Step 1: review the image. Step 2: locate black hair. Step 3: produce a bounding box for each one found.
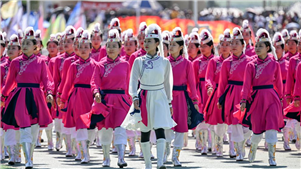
[264,42,272,52]
[79,42,92,49]
[90,34,103,40]
[163,42,169,50]
[287,40,298,45]
[17,46,21,50]
[207,41,215,55]
[31,39,37,45]
[155,38,160,52]
[280,44,284,50]
[239,39,245,46]
[194,43,201,54]
[39,41,44,48]
[1,44,5,48]
[106,41,121,48]
[176,40,184,56]
[46,41,59,47]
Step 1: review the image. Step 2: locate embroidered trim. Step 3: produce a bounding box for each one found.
[171,58,183,68]
[103,60,121,77]
[215,61,222,75]
[255,59,272,79]
[142,56,160,70]
[59,58,65,71]
[198,60,209,74]
[76,62,91,78]
[295,58,300,70]
[278,59,285,65]
[3,65,9,82]
[230,57,246,74]
[19,57,37,75]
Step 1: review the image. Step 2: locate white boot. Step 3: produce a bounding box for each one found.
[141,142,152,169]
[7,145,16,165]
[36,130,42,147]
[268,143,277,166]
[45,129,53,150]
[15,143,22,163]
[156,139,166,169]
[234,140,244,161]
[22,142,33,169]
[172,147,182,167]
[183,132,188,147]
[116,144,127,168]
[102,144,111,167]
[163,142,170,164]
[216,135,223,157]
[248,143,258,162]
[80,140,90,164]
[55,132,63,151]
[128,137,136,156]
[64,134,73,157]
[208,129,212,152]
[75,142,82,161]
[282,127,292,151]
[228,134,236,158]
[200,130,208,155]
[96,130,102,148]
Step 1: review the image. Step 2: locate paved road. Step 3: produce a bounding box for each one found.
[1,132,300,169]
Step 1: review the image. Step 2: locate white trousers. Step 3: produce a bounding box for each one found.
[4,129,20,146]
[20,124,39,143]
[251,130,278,144]
[231,124,252,142]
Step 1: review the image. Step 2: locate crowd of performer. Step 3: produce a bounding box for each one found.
[0,17,300,169]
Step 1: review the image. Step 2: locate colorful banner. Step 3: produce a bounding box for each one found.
[118,16,241,43]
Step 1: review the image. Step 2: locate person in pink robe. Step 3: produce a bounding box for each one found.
[162,31,170,58]
[33,30,48,61]
[187,32,201,62]
[166,27,201,166]
[272,32,293,151]
[0,27,54,169]
[1,34,22,164]
[287,62,301,150]
[283,30,299,61]
[122,29,137,62]
[60,31,98,164]
[241,20,256,58]
[91,29,131,168]
[192,29,215,155]
[52,26,76,157]
[204,29,232,157]
[128,22,147,69]
[90,23,104,62]
[0,32,7,161]
[239,29,284,166]
[217,27,253,161]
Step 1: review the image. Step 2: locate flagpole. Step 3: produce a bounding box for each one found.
[193,0,198,28]
[27,0,30,28]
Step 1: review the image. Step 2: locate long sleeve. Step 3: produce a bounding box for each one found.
[129,58,141,98]
[41,60,54,94]
[187,61,198,102]
[61,65,76,102]
[53,59,61,95]
[274,62,283,99]
[205,59,216,89]
[285,58,295,96]
[241,63,254,100]
[126,62,130,96]
[91,64,103,95]
[217,61,229,98]
[164,60,173,103]
[293,63,301,98]
[128,53,136,70]
[98,47,107,61]
[2,61,18,96]
[193,61,199,87]
[58,59,72,95]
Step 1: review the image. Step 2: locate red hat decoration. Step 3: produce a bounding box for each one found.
[281,29,289,41]
[232,27,244,40]
[162,31,170,45]
[200,29,213,45]
[65,26,75,39]
[107,29,121,43]
[288,30,299,41]
[272,32,285,46]
[8,34,20,46]
[24,27,35,40]
[35,29,41,41]
[138,22,147,35]
[171,27,184,42]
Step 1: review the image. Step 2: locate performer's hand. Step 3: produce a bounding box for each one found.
[240,102,246,112]
[59,102,65,109]
[1,101,5,107]
[95,93,101,103]
[217,103,222,110]
[194,104,199,112]
[57,97,61,106]
[46,94,54,106]
[207,87,213,96]
[294,100,300,107]
[134,99,140,110]
[170,107,173,116]
[286,98,292,105]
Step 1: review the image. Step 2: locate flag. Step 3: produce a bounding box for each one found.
[34,3,44,37]
[6,1,22,37]
[67,2,81,26]
[42,14,65,45]
[1,0,18,19]
[74,14,86,30]
[87,14,103,33]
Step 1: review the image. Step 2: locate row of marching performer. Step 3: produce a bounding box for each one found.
[1,18,301,169]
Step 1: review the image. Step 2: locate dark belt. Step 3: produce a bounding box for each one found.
[228,80,243,86]
[199,78,205,81]
[253,85,273,90]
[173,85,187,91]
[74,84,91,88]
[17,83,40,88]
[283,80,286,84]
[101,90,125,94]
